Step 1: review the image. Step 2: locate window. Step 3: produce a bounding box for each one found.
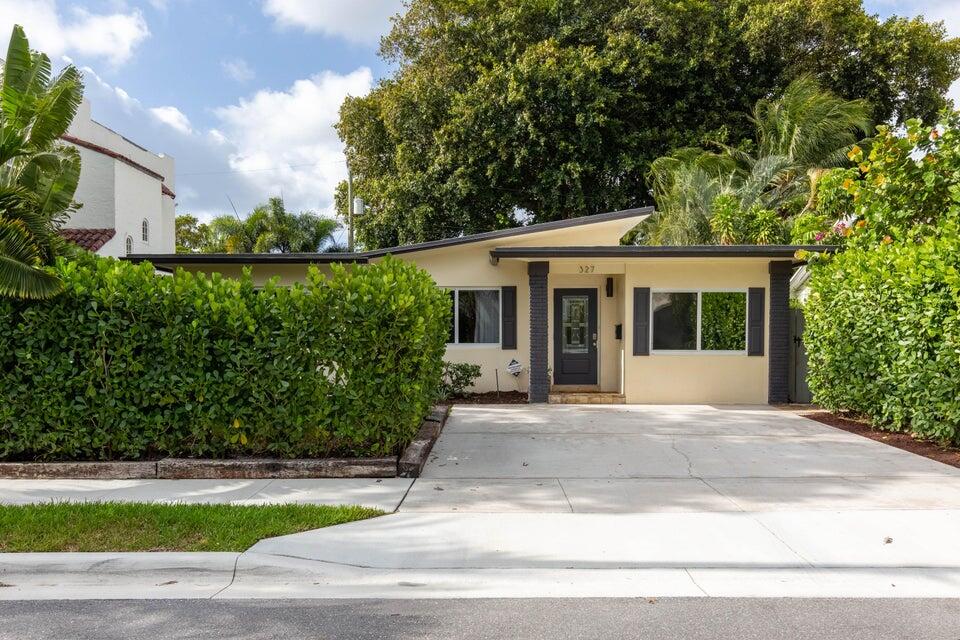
[125,235,133,255]
[652,291,746,352]
[447,289,500,344]
[141,219,149,243]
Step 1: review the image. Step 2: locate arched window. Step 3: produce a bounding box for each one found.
[141,219,149,243]
[125,235,133,255]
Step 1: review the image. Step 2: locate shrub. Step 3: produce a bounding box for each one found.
[802,112,960,444]
[0,254,451,460]
[438,361,482,399]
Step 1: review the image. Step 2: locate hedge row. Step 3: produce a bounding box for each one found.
[0,254,451,461]
[804,229,960,444]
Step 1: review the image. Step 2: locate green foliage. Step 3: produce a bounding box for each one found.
[176,198,340,254]
[0,25,84,299]
[439,361,482,399]
[0,254,451,460]
[175,214,212,253]
[701,292,747,351]
[802,112,960,444]
[337,0,959,248]
[641,76,869,245]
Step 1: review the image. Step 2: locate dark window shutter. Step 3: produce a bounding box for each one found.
[748,287,765,356]
[633,287,650,356]
[501,286,517,350]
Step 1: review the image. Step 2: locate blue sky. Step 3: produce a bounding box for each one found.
[0,0,956,224]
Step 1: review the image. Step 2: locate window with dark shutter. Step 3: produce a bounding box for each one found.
[501,285,517,350]
[748,287,765,356]
[633,287,650,356]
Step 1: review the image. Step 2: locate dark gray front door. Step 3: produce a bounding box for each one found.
[553,288,598,385]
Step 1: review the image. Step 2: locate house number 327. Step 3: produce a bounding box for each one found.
[578,265,596,273]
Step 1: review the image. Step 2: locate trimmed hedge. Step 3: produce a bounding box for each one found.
[804,229,960,444]
[0,254,450,461]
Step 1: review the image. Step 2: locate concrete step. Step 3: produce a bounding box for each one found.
[548,392,625,404]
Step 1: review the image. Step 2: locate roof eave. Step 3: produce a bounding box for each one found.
[488,245,837,262]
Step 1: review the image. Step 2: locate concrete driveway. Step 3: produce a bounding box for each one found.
[399,404,960,513]
[245,405,960,597]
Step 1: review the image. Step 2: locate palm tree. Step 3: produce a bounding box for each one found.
[639,76,872,245]
[200,198,339,253]
[0,25,83,299]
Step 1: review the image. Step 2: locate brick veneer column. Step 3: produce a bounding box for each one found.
[768,260,792,404]
[528,261,550,403]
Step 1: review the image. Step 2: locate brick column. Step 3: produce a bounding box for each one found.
[768,260,792,404]
[528,261,549,403]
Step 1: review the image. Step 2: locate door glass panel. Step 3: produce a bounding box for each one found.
[562,296,589,354]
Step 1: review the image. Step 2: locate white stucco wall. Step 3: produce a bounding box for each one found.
[65,100,175,255]
[63,147,115,229]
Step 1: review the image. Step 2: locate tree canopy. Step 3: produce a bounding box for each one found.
[337,0,960,249]
[175,198,339,254]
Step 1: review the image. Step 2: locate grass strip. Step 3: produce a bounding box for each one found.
[0,502,382,552]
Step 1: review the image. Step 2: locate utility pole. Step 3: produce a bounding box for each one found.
[347,167,354,253]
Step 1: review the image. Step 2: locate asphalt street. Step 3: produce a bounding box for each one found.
[0,598,957,640]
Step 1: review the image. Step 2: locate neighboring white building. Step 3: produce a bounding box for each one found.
[60,100,176,257]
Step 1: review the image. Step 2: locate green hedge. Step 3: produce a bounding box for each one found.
[802,113,960,445]
[804,229,960,444]
[0,254,450,461]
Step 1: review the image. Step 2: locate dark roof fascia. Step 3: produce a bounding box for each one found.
[362,207,655,257]
[125,253,367,265]
[489,245,838,261]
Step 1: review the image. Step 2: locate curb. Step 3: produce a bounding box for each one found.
[398,405,450,478]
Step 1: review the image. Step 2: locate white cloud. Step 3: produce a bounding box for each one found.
[76,62,142,112]
[212,68,373,212]
[149,106,193,134]
[262,0,402,44]
[0,0,149,66]
[221,57,255,83]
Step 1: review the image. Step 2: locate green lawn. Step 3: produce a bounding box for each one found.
[0,502,382,552]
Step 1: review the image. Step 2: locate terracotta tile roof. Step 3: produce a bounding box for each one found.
[60,227,116,252]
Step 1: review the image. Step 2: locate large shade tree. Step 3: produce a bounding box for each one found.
[0,25,83,299]
[337,0,960,249]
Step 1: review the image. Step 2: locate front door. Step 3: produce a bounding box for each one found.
[553,288,598,385]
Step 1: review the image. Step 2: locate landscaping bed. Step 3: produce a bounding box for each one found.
[0,503,381,552]
[802,411,960,470]
[448,391,528,404]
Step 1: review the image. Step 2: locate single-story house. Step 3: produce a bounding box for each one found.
[128,207,829,405]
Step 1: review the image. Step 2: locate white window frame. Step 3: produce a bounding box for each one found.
[650,289,748,355]
[141,219,150,243]
[125,235,133,255]
[446,287,502,347]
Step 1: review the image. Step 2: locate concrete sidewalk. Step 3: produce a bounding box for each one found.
[0,478,412,512]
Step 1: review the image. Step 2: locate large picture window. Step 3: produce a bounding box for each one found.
[652,291,746,352]
[447,289,500,344]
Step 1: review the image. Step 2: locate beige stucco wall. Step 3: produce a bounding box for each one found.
[622,259,769,404]
[388,244,530,394]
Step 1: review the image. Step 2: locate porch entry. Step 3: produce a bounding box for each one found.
[553,288,598,385]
